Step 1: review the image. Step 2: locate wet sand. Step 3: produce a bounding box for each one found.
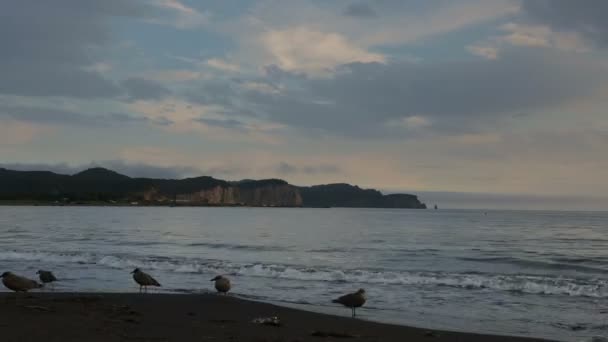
[0,292,551,342]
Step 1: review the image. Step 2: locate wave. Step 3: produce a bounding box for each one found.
[0,250,93,264]
[2,250,608,298]
[186,242,288,252]
[456,255,608,273]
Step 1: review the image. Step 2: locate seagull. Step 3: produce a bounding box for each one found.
[210,275,231,295]
[131,268,161,293]
[332,289,366,317]
[36,270,58,290]
[1,272,43,292]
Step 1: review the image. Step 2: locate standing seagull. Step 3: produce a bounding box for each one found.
[37,270,58,291]
[131,268,161,293]
[1,272,42,292]
[210,275,231,295]
[332,288,366,317]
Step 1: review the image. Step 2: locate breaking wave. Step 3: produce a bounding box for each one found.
[2,250,607,298]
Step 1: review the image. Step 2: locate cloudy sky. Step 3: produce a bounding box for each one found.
[2,0,608,207]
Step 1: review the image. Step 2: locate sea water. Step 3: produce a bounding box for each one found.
[0,206,606,341]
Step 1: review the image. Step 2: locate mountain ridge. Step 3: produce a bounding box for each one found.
[0,167,426,209]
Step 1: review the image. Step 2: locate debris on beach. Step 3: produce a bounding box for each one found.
[22,305,53,312]
[251,316,282,327]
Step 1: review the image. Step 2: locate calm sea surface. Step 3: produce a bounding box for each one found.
[1,207,607,341]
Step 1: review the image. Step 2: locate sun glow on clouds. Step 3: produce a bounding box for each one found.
[466,45,499,60]
[468,22,589,59]
[150,0,209,29]
[206,58,241,72]
[260,27,385,74]
[129,98,284,144]
[386,116,432,130]
[0,120,51,145]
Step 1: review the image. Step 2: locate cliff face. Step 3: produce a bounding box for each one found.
[176,185,239,205]
[238,184,303,207]
[172,184,301,206]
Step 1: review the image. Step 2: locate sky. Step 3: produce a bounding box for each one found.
[1,0,608,209]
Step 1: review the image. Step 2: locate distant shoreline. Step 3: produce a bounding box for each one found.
[0,201,426,209]
[0,167,427,209]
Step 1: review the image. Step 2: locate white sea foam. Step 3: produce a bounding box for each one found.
[2,250,607,298]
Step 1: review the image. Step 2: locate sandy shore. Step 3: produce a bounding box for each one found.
[0,292,551,342]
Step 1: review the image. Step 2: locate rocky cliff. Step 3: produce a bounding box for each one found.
[171,183,302,207]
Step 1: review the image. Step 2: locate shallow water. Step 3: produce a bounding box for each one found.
[0,206,607,341]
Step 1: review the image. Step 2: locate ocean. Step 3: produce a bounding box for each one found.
[0,206,606,341]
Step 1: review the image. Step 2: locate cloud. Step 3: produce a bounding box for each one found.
[521,0,608,47]
[217,0,516,76]
[0,120,51,145]
[239,81,282,94]
[206,58,241,72]
[260,27,385,74]
[386,116,433,130]
[0,1,147,98]
[142,69,204,82]
[276,162,341,175]
[466,45,499,59]
[499,23,588,52]
[150,0,209,29]
[355,0,519,47]
[194,117,248,131]
[343,3,377,18]
[0,104,172,127]
[0,0,207,99]
[500,23,550,47]
[187,49,607,137]
[467,22,589,60]
[121,77,172,101]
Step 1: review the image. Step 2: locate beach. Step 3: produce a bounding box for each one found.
[0,292,551,342]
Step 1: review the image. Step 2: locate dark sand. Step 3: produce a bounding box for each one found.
[0,293,552,342]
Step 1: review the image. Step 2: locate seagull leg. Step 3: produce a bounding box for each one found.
[139,285,142,294]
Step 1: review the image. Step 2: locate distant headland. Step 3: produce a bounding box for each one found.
[0,167,426,209]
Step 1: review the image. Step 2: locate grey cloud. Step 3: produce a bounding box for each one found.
[343,3,377,18]
[194,117,247,131]
[121,78,172,101]
[0,64,121,98]
[276,162,341,175]
[0,1,164,98]
[0,104,172,127]
[106,112,173,126]
[94,160,202,179]
[188,49,606,137]
[522,0,608,46]
[185,81,239,107]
